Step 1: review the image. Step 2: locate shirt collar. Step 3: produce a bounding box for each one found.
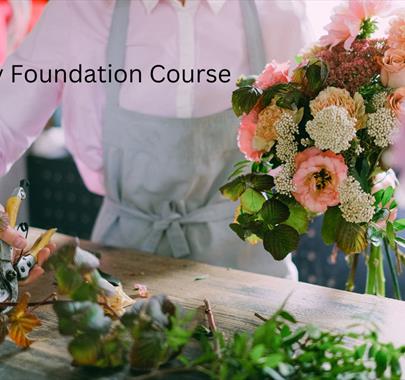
[142,0,226,15]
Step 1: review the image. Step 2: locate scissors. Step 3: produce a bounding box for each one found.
[0,181,56,314]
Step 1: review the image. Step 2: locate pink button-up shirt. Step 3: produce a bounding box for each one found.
[0,0,310,195]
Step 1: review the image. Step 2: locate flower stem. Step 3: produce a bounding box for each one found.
[366,245,376,295]
[375,244,385,297]
[346,254,359,292]
[383,238,402,300]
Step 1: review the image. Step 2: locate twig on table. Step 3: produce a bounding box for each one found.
[133,366,207,380]
[203,298,217,333]
[254,312,268,322]
[30,292,58,311]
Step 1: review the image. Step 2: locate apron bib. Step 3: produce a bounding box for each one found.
[92,0,298,279]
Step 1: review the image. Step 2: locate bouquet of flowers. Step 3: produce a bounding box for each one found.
[221,0,405,298]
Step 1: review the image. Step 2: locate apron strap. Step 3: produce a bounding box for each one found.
[105,0,131,107]
[239,0,267,74]
[105,0,266,107]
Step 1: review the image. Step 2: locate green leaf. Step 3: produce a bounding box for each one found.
[55,266,83,295]
[263,224,299,260]
[386,223,396,250]
[68,334,100,366]
[393,219,405,232]
[264,353,284,368]
[321,207,342,245]
[283,202,309,234]
[305,60,328,94]
[381,186,394,207]
[240,188,266,213]
[336,220,368,254]
[260,199,290,226]
[71,282,98,302]
[232,86,262,117]
[375,349,388,377]
[220,177,246,202]
[373,189,385,206]
[236,75,257,88]
[279,310,296,324]
[230,223,246,241]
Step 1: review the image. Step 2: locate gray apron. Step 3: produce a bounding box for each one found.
[92,0,298,279]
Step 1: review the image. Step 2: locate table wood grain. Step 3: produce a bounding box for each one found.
[1,228,405,379]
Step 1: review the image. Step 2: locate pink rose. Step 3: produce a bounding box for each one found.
[371,169,398,226]
[388,14,405,49]
[292,147,348,213]
[320,0,392,51]
[255,60,290,90]
[380,48,405,88]
[237,108,262,162]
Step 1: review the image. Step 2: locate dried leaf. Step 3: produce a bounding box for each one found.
[134,284,149,298]
[194,275,209,281]
[100,284,135,317]
[8,292,41,347]
[0,315,8,344]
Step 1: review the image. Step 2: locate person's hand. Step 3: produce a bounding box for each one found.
[0,204,56,286]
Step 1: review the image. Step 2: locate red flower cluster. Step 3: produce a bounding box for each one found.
[316,39,387,95]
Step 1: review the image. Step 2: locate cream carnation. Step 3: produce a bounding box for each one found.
[310,87,366,130]
[339,176,375,224]
[366,108,398,148]
[306,106,356,153]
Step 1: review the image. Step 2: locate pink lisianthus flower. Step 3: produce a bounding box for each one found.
[254,60,290,90]
[237,108,262,162]
[292,147,348,213]
[371,169,398,227]
[320,0,392,51]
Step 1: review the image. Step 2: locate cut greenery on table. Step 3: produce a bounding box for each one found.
[0,245,404,379]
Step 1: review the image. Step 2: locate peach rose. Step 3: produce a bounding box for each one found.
[380,48,405,88]
[292,147,348,213]
[255,60,290,90]
[388,87,405,116]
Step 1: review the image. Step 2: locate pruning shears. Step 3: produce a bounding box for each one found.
[0,181,56,314]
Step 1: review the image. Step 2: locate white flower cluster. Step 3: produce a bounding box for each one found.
[274,162,296,196]
[274,113,298,163]
[367,108,398,148]
[354,143,364,156]
[306,106,356,153]
[371,92,388,110]
[300,138,313,147]
[338,176,375,224]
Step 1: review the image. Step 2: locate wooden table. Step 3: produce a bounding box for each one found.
[1,229,405,379]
